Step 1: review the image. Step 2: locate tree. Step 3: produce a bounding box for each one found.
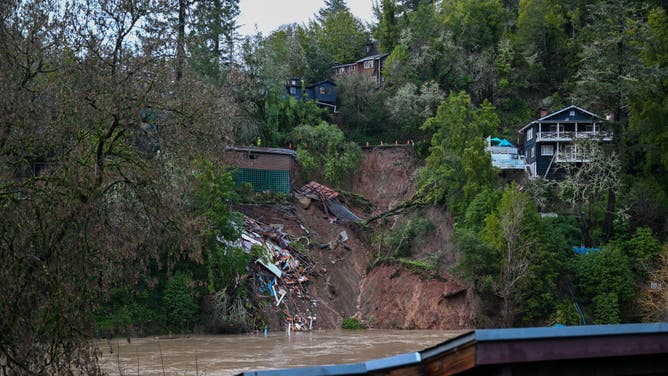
[515,0,568,87]
[419,91,499,217]
[336,72,387,138]
[317,0,350,22]
[291,122,363,188]
[163,272,199,331]
[312,6,370,64]
[441,0,505,51]
[571,0,646,121]
[385,80,445,137]
[638,245,668,322]
[627,7,668,183]
[373,0,401,53]
[189,0,240,81]
[558,139,621,246]
[574,246,635,323]
[0,0,244,372]
[454,227,500,326]
[482,183,540,327]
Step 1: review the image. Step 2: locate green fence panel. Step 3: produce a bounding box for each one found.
[234,168,291,194]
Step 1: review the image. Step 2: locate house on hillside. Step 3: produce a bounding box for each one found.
[286,78,337,111]
[519,105,612,179]
[330,42,389,86]
[223,146,297,194]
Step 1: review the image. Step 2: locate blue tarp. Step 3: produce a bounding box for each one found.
[572,247,601,254]
[498,139,513,147]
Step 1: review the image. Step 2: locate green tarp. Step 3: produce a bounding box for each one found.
[234,168,291,194]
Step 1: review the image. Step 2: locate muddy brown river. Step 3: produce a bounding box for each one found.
[98,330,464,375]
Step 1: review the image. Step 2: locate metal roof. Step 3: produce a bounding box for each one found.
[225,146,297,157]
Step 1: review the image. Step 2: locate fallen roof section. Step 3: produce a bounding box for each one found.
[237,323,668,376]
[295,181,339,200]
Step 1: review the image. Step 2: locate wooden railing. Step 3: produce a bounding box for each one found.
[536,131,612,141]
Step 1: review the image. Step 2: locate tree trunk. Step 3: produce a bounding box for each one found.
[602,187,616,242]
[175,0,186,82]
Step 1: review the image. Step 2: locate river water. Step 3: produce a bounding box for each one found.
[98,329,465,376]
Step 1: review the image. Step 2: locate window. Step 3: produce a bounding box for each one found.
[549,124,564,132]
[363,60,374,69]
[527,128,533,140]
[531,147,535,159]
[289,87,297,95]
[541,145,554,156]
[319,87,328,95]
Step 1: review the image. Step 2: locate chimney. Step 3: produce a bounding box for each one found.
[539,107,549,118]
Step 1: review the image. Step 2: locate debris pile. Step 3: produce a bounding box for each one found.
[295,181,363,223]
[230,216,320,332]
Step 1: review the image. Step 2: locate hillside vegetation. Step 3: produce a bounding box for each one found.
[1,0,667,373]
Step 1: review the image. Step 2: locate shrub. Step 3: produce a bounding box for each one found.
[341,317,365,330]
[163,272,199,331]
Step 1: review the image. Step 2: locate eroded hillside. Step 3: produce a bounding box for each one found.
[236,146,472,331]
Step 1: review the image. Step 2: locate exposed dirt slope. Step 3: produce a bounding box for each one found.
[359,266,469,329]
[351,146,419,212]
[237,146,472,331]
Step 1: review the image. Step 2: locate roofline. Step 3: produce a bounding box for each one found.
[355,53,390,63]
[518,105,604,133]
[332,53,390,68]
[306,79,336,88]
[225,146,297,157]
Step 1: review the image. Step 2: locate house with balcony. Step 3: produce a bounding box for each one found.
[519,105,612,179]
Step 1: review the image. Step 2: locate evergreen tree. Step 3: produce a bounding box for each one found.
[373,0,401,53]
[571,0,646,121]
[312,6,370,64]
[515,0,568,88]
[317,0,350,22]
[190,0,240,80]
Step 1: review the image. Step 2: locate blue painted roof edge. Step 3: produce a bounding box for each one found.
[365,351,421,371]
[474,322,668,342]
[238,362,367,376]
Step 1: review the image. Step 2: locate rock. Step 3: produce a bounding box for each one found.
[298,196,311,209]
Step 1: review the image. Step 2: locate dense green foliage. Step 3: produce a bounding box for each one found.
[2,0,668,371]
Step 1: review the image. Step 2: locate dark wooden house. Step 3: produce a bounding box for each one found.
[286,78,337,110]
[331,53,389,86]
[519,105,612,179]
[223,146,297,194]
